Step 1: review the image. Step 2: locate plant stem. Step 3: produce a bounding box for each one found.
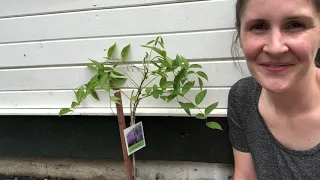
[142,75,159,88]
[182,96,204,114]
[116,68,139,88]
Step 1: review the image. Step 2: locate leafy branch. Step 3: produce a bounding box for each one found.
[59,36,222,131]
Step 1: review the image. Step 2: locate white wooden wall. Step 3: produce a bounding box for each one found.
[0,0,250,117]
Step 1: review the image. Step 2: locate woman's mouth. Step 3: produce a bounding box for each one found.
[260,63,294,73]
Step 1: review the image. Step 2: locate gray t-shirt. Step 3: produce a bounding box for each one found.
[228,76,320,180]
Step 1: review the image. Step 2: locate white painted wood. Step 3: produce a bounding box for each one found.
[0,31,239,68]
[0,108,228,117]
[0,88,228,109]
[0,61,249,91]
[0,1,235,43]
[0,0,190,18]
[0,0,242,117]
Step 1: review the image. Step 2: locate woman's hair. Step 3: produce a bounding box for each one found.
[231,0,320,67]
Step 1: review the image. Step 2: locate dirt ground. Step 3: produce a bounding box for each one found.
[0,174,75,180]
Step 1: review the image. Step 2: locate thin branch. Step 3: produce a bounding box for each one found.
[116,68,139,88]
[108,93,116,116]
[142,75,159,88]
[182,96,204,114]
[120,90,131,100]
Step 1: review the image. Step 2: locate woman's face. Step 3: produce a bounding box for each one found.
[239,0,320,93]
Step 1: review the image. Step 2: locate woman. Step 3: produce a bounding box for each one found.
[228,0,320,179]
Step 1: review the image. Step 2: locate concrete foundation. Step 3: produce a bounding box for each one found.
[0,157,234,180]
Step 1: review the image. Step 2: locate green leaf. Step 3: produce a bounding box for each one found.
[160,95,167,101]
[205,102,219,115]
[160,37,164,46]
[145,87,152,95]
[121,44,131,60]
[195,90,207,105]
[59,108,72,116]
[86,65,96,71]
[110,77,126,84]
[175,55,183,66]
[198,77,203,91]
[151,60,161,69]
[86,75,100,93]
[179,102,196,109]
[206,122,223,130]
[188,70,195,74]
[153,84,158,91]
[130,96,137,101]
[183,108,191,116]
[146,40,155,45]
[159,58,170,68]
[76,86,85,102]
[152,90,161,99]
[103,86,111,92]
[98,69,106,77]
[197,71,209,81]
[107,43,116,59]
[174,68,187,83]
[165,56,172,67]
[100,74,109,87]
[91,89,100,101]
[89,59,104,70]
[112,71,124,77]
[111,87,120,91]
[163,81,173,89]
[71,102,78,108]
[196,113,207,120]
[110,96,121,104]
[158,41,164,49]
[173,81,180,92]
[160,77,167,88]
[179,56,189,67]
[141,45,166,57]
[167,94,177,102]
[104,66,114,71]
[190,64,202,68]
[182,81,195,95]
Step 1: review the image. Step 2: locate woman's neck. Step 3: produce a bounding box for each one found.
[262,69,320,117]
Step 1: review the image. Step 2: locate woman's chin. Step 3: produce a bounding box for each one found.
[260,79,291,93]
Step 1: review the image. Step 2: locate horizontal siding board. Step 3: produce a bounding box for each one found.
[0,31,238,68]
[0,61,249,91]
[0,88,228,109]
[0,0,191,18]
[0,108,228,117]
[0,1,235,43]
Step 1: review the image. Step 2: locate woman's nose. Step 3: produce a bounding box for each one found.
[263,29,289,55]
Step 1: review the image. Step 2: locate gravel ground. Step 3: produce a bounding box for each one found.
[0,174,75,180]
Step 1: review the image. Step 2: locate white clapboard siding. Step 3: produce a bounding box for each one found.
[0,61,249,91]
[0,0,191,18]
[0,0,243,117]
[0,88,227,109]
[0,108,228,117]
[0,31,238,68]
[0,1,235,44]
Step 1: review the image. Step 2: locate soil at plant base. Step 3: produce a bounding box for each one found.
[0,174,75,180]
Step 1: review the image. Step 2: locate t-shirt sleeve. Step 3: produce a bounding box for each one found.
[227,81,250,152]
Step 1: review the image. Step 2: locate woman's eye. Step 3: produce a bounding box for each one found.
[287,22,305,31]
[250,23,268,33]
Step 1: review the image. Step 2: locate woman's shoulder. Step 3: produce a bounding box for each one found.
[230,76,260,96]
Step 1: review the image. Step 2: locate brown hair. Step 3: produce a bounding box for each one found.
[231,0,320,66]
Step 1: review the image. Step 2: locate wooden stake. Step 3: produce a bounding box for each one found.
[115,91,133,180]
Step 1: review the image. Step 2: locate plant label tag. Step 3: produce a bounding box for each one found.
[124,122,146,156]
